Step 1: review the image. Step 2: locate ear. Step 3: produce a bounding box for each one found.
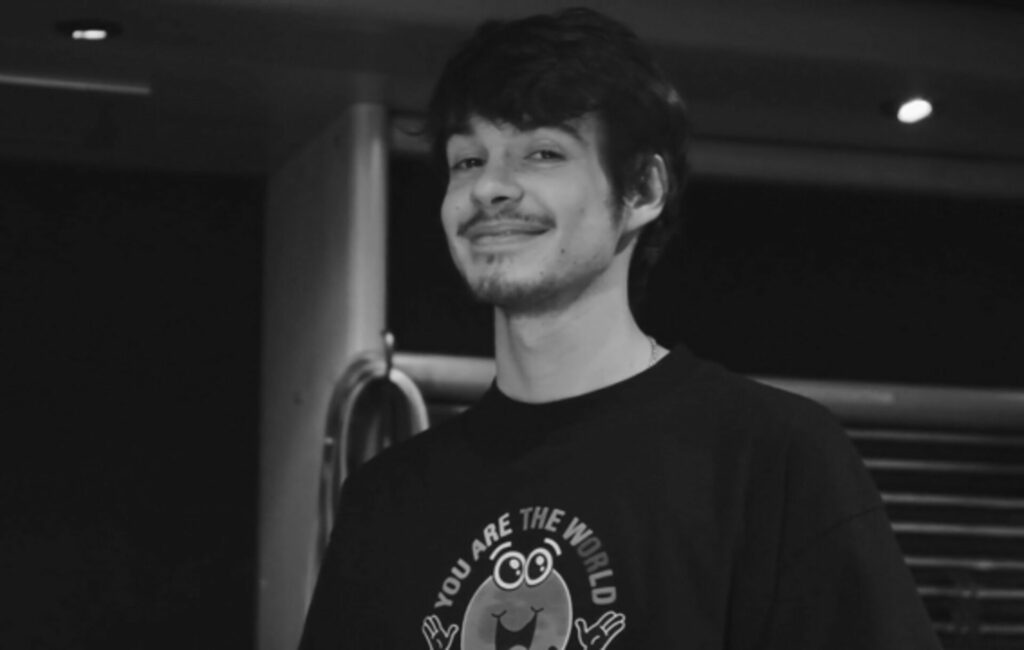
[623,154,668,233]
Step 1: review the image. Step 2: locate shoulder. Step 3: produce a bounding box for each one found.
[671,355,848,452]
[679,361,889,572]
[709,366,885,546]
[712,367,874,494]
[676,356,881,515]
[339,409,470,513]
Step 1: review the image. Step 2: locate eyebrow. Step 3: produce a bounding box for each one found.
[547,122,582,141]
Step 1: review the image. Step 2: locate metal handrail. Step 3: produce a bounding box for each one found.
[906,556,1024,572]
[757,377,1024,431]
[394,352,494,403]
[866,459,1024,475]
[883,492,1024,511]
[893,522,1024,539]
[392,352,1024,431]
[932,622,1024,636]
[919,586,1024,600]
[850,429,1024,447]
[317,351,430,565]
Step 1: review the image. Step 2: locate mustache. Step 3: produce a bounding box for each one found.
[456,210,555,237]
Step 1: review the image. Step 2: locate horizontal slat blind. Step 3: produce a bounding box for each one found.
[841,423,1024,648]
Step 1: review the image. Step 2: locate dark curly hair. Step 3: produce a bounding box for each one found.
[425,7,690,309]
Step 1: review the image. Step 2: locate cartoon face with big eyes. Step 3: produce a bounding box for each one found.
[459,539,573,650]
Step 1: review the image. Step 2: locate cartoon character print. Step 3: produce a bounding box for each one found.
[422,538,625,650]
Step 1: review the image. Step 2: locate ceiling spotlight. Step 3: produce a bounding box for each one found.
[896,97,933,124]
[56,20,123,42]
[73,29,109,41]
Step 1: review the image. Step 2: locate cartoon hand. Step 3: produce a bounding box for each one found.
[574,611,626,650]
[422,614,458,650]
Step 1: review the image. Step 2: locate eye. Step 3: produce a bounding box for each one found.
[493,551,527,591]
[527,149,563,162]
[450,157,483,172]
[524,548,554,587]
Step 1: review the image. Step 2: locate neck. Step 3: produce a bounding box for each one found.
[493,287,662,403]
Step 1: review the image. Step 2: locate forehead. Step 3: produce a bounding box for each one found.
[446,113,604,147]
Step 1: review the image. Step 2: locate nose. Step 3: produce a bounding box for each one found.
[470,157,523,210]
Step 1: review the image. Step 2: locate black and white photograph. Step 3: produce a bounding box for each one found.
[2,2,1022,649]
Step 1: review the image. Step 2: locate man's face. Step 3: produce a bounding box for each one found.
[441,114,630,315]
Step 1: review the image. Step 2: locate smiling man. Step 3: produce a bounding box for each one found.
[298,8,940,650]
[441,112,669,403]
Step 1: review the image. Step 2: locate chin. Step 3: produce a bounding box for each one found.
[465,272,572,316]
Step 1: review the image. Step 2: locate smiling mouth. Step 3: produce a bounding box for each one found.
[461,219,551,244]
[468,232,548,249]
[494,608,542,650]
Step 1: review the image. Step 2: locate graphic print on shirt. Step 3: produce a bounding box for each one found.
[422,505,625,650]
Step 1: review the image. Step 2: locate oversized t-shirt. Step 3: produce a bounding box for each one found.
[299,346,941,649]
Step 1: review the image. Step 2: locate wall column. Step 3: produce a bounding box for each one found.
[257,103,388,650]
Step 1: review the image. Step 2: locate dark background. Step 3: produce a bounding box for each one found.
[2,162,263,649]
[1,153,1021,649]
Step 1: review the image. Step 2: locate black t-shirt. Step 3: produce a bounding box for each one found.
[300,346,940,649]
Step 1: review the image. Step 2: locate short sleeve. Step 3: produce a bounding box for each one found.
[761,404,941,649]
[297,470,386,650]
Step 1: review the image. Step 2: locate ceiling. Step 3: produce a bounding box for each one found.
[1,0,1022,192]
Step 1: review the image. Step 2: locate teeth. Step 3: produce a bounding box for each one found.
[480,230,533,238]
[467,226,546,243]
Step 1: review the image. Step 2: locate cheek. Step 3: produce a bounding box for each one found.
[440,195,463,238]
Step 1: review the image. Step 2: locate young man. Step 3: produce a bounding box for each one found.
[300,8,940,649]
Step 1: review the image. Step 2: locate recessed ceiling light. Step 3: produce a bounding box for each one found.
[896,97,933,124]
[73,29,109,41]
[55,20,123,42]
